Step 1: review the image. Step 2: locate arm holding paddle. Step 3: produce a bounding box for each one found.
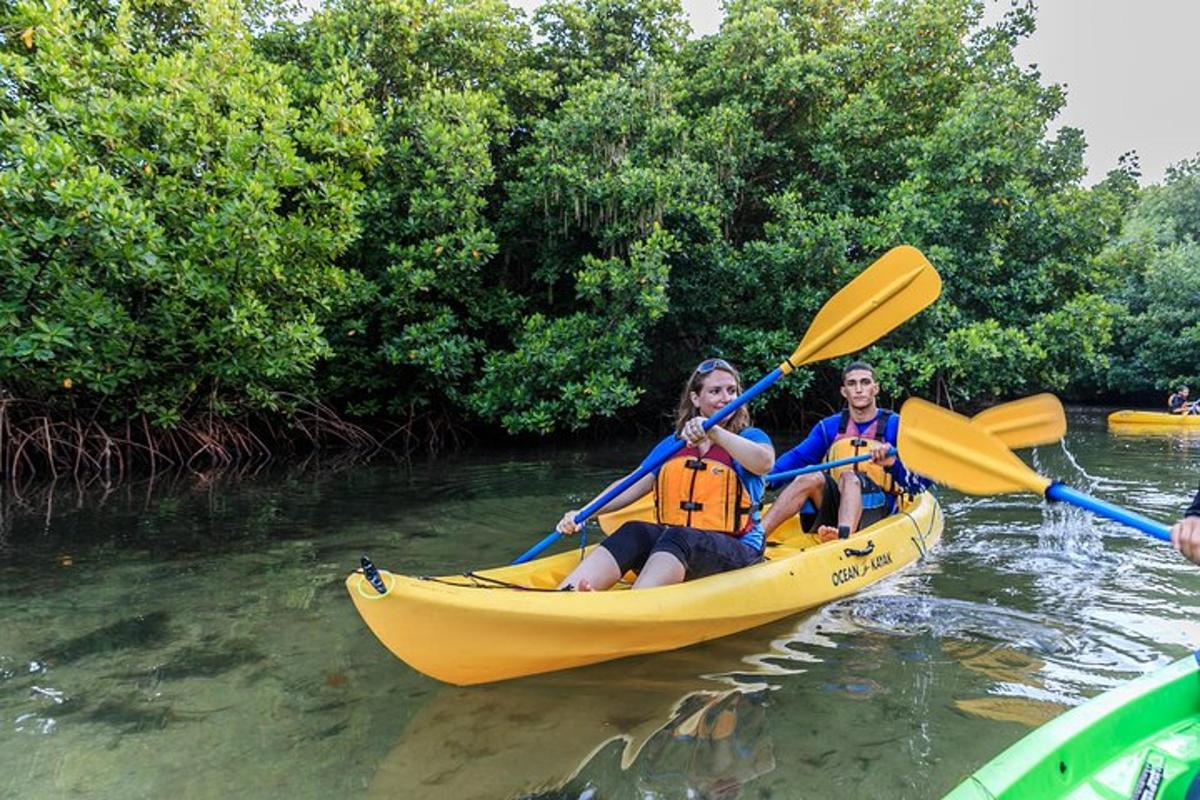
[559,411,774,532]
[1168,486,1200,565]
[701,419,775,475]
[767,426,829,489]
[557,472,655,535]
[1169,518,1200,565]
[555,417,773,536]
[880,415,931,495]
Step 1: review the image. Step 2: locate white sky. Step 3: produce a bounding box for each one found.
[508,0,1200,186]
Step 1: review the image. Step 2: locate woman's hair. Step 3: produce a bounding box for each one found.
[673,360,750,436]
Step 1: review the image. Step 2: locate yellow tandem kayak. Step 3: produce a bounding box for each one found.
[1107,410,1200,429]
[346,492,943,685]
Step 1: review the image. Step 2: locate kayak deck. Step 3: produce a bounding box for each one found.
[347,492,942,685]
[945,654,1200,799]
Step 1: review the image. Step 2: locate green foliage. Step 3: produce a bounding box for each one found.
[0,0,377,423]
[3,0,1184,446]
[533,0,689,88]
[468,227,674,431]
[1103,158,1200,395]
[262,0,551,420]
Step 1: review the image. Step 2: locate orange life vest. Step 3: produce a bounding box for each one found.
[824,410,899,494]
[655,443,756,536]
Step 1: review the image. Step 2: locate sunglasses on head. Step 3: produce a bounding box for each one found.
[695,358,734,375]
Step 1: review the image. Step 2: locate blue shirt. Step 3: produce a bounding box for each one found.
[640,426,772,552]
[770,411,930,504]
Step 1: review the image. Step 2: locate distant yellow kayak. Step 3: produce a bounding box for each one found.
[346,492,942,685]
[1107,410,1200,428]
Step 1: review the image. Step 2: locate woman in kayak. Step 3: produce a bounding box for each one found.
[555,358,775,591]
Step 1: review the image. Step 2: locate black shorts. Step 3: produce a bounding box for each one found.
[600,521,761,580]
[800,471,890,533]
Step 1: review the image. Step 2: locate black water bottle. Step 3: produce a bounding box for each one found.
[361,555,388,595]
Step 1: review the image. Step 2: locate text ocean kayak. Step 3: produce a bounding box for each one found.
[346,492,942,685]
[944,653,1200,799]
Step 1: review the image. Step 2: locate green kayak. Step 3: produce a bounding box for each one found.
[945,653,1200,800]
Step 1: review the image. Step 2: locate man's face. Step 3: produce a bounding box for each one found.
[840,369,879,410]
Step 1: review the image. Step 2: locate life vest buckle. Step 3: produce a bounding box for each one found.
[679,501,704,511]
[684,459,706,470]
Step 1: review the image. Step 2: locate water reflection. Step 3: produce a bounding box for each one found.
[1108,422,1200,439]
[636,689,774,800]
[0,414,1197,799]
[368,619,803,800]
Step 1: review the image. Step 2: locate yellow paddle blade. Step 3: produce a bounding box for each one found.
[971,393,1066,450]
[783,245,941,373]
[897,398,1052,496]
[597,493,656,534]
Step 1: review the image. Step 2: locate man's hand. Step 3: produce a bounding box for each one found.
[868,442,896,468]
[1169,516,1200,565]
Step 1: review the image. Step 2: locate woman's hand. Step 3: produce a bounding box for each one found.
[682,416,710,446]
[557,510,583,535]
[1169,516,1200,565]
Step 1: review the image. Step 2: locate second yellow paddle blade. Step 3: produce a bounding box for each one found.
[971,393,1066,450]
[898,398,1052,496]
[786,245,941,370]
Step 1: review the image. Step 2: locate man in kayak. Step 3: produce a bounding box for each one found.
[1167,385,1197,414]
[554,358,775,590]
[761,361,928,542]
[1169,487,1200,565]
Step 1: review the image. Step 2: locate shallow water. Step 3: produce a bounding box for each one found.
[1,409,1197,799]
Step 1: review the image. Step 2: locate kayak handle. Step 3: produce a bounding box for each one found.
[843,541,875,558]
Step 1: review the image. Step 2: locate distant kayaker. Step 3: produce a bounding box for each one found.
[1167,385,1197,414]
[555,358,775,591]
[761,361,928,542]
[1169,487,1200,565]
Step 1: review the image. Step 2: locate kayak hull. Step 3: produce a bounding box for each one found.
[347,492,942,685]
[1108,410,1200,428]
[944,654,1200,799]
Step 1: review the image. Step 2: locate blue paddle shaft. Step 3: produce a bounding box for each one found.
[511,367,786,564]
[766,447,896,483]
[1045,483,1171,542]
